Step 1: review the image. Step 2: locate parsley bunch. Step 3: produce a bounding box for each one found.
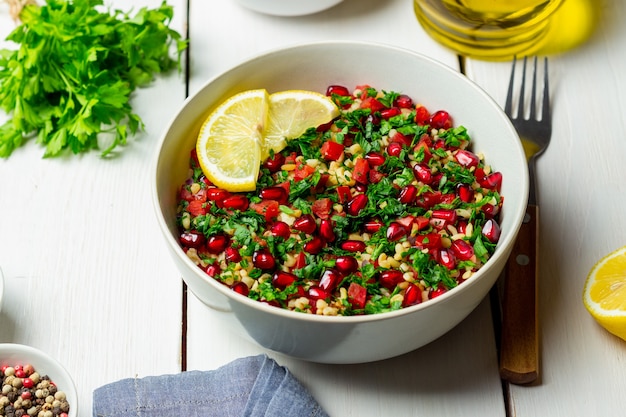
[0,0,187,158]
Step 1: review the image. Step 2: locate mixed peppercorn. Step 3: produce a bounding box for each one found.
[1,363,70,417]
[176,84,504,316]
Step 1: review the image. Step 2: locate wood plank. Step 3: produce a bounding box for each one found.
[0,1,188,413]
[465,1,626,415]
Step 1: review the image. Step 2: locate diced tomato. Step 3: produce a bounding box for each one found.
[415,233,442,249]
[347,282,367,310]
[355,84,371,99]
[179,185,194,202]
[414,105,430,125]
[414,216,430,231]
[293,163,315,181]
[352,158,370,184]
[368,169,385,184]
[312,198,333,220]
[320,140,345,161]
[293,252,307,270]
[250,200,280,222]
[360,97,386,113]
[284,151,298,165]
[187,200,207,217]
[414,134,433,163]
[276,181,290,195]
[336,185,352,204]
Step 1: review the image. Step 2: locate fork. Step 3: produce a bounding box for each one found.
[499,56,551,385]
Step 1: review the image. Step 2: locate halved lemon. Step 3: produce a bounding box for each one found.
[583,245,626,341]
[262,90,339,160]
[196,89,269,192]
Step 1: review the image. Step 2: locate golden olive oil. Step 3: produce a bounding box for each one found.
[414,0,565,60]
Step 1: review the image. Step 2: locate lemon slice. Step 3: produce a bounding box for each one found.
[262,90,339,160]
[583,245,626,341]
[196,89,269,192]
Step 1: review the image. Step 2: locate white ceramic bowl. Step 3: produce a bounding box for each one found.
[234,0,344,16]
[153,41,528,364]
[0,344,78,417]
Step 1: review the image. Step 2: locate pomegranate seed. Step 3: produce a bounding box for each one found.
[205,262,221,277]
[402,283,422,307]
[319,219,336,242]
[346,194,369,216]
[304,236,325,254]
[319,269,343,292]
[225,246,241,263]
[326,85,350,97]
[429,110,453,130]
[482,219,501,243]
[394,94,413,108]
[451,239,474,260]
[437,248,456,269]
[482,203,500,219]
[354,183,367,193]
[478,171,503,192]
[365,113,381,126]
[335,255,359,273]
[259,186,288,204]
[219,195,249,211]
[231,281,249,296]
[206,188,230,201]
[272,271,297,289]
[340,240,367,253]
[386,141,403,157]
[430,286,447,299]
[264,153,285,173]
[431,209,457,223]
[308,286,330,300]
[455,149,480,167]
[379,270,404,290]
[386,222,407,242]
[380,107,402,119]
[253,249,276,270]
[457,184,474,203]
[365,151,386,166]
[364,218,384,233]
[457,220,468,234]
[179,231,205,248]
[269,221,291,239]
[292,214,317,234]
[206,234,229,254]
[412,163,432,183]
[399,184,418,204]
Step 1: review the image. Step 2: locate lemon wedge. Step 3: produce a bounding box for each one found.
[263,90,339,160]
[196,89,269,192]
[583,245,626,341]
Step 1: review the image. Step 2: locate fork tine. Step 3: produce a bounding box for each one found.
[542,57,550,121]
[504,56,516,116]
[529,56,538,120]
[516,56,528,119]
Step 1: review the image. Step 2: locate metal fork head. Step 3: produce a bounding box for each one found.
[504,56,552,162]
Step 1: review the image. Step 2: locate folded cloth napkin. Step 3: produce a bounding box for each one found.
[93,354,329,417]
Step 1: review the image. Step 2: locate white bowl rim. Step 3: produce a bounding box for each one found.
[152,39,529,324]
[0,343,78,416]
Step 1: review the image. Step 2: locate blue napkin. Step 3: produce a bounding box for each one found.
[93,354,329,417]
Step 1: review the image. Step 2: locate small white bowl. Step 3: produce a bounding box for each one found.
[0,344,78,417]
[234,0,344,16]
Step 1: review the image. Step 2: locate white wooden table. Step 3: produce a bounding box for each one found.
[1,0,625,416]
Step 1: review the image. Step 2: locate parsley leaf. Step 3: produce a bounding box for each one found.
[0,0,187,158]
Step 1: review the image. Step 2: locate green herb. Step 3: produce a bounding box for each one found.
[0,0,187,158]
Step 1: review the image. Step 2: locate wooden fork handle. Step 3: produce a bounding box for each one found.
[499,204,539,385]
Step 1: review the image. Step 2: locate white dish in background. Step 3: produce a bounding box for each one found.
[0,267,3,313]
[152,41,529,364]
[0,344,78,417]
[234,0,344,16]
